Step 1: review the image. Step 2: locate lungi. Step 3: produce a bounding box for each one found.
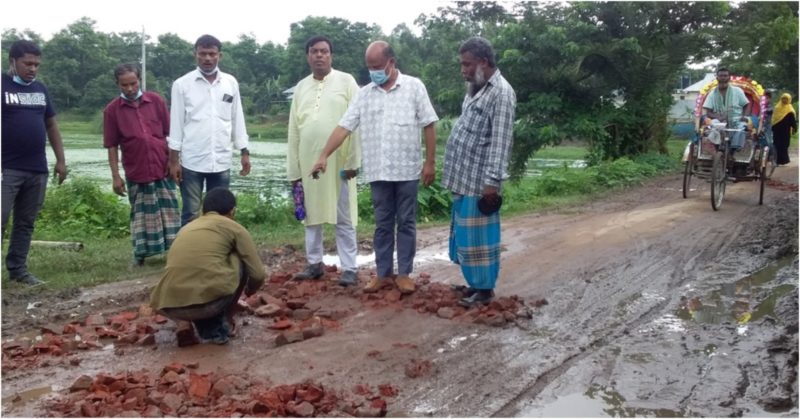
[449,195,501,290]
[128,178,180,259]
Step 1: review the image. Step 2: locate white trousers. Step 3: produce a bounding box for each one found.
[305,182,357,272]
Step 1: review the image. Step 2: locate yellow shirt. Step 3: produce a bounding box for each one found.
[287,69,360,226]
[150,212,266,310]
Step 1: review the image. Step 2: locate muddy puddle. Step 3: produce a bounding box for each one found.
[521,384,687,418]
[675,255,797,330]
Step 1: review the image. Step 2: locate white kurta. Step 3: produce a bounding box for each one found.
[287,69,360,226]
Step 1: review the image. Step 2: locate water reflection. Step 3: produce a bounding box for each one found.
[47,140,290,195]
[48,138,587,195]
[522,384,687,417]
[676,256,796,326]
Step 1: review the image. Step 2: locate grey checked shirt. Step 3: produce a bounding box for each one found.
[442,69,516,196]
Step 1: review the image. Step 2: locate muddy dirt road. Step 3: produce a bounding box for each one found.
[2,160,798,417]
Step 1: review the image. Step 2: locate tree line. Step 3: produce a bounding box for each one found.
[2,1,797,175]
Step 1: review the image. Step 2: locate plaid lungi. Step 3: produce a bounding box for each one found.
[128,178,180,259]
[449,195,501,290]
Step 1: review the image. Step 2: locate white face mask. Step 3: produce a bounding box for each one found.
[198,66,219,76]
[120,89,143,101]
[10,59,35,86]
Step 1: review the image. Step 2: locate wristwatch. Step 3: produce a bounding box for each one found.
[240,147,250,156]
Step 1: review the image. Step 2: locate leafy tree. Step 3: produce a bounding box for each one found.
[285,16,382,86]
[148,33,194,100]
[716,1,799,96]
[41,18,115,112]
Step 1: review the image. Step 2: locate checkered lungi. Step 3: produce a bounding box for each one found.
[448,195,501,290]
[128,178,180,259]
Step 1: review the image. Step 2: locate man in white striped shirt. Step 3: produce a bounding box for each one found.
[168,34,251,226]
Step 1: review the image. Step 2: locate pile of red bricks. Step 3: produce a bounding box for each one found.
[1,307,166,371]
[270,266,543,328]
[359,274,542,327]
[47,362,395,417]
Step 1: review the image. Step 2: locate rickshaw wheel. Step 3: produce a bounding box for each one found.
[765,146,777,179]
[682,144,695,199]
[711,150,726,211]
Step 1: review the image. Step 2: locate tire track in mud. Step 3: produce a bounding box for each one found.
[489,190,794,417]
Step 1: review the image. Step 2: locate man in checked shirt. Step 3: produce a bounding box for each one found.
[441,37,516,308]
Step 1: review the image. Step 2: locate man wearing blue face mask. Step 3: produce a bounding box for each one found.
[1,39,67,286]
[168,34,250,226]
[103,63,180,268]
[312,41,439,295]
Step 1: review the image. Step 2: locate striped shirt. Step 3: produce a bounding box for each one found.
[442,70,516,196]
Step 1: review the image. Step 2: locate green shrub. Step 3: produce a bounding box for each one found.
[633,152,680,172]
[356,186,374,223]
[37,177,129,239]
[417,182,452,222]
[235,189,295,228]
[589,157,646,188]
[535,167,596,196]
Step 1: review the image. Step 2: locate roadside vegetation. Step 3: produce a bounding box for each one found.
[2,117,696,291]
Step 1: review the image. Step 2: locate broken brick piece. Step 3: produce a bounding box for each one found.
[188,373,211,399]
[268,319,293,330]
[255,304,282,317]
[286,299,307,309]
[162,362,186,374]
[273,384,297,403]
[296,383,324,403]
[160,371,181,384]
[287,400,315,417]
[275,330,305,346]
[70,375,93,392]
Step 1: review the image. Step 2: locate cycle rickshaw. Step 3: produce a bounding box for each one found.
[681,75,776,210]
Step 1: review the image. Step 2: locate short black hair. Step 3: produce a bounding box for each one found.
[305,35,333,54]
[9,39,41,60]
[114,63,140,81]
[203,187,236,215]
[459,37,496,68]
[195,34,222,51]
[716,67,730,75]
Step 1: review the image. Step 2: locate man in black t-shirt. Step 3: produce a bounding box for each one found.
[1,40,67,286]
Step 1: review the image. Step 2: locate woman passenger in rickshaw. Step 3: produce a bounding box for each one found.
[702,68,751,149]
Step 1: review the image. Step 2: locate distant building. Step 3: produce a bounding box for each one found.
[669,73,716,123]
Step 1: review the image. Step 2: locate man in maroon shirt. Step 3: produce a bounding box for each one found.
[104,63,180,267]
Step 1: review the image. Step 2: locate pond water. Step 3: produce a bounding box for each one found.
[48,135,585,196]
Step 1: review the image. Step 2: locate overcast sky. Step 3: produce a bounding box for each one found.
[1,0,451,45]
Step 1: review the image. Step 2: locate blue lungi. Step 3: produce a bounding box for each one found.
[449,195,501,290]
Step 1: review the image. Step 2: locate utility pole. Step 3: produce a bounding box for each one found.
[141,26,146,91]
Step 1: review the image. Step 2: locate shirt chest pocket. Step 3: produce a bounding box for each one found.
[216,90,235,121]
[466,105,491,144]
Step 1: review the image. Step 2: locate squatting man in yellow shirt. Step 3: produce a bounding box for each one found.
[150,188,266,346]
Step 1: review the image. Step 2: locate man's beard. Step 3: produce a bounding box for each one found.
[466,67,487,97]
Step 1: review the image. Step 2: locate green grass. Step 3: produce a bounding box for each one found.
[0,115,695,293]
[533,144,588,160]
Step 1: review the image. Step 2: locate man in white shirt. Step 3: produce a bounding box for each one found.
[168,34,251,226]
[312,41,438,295]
